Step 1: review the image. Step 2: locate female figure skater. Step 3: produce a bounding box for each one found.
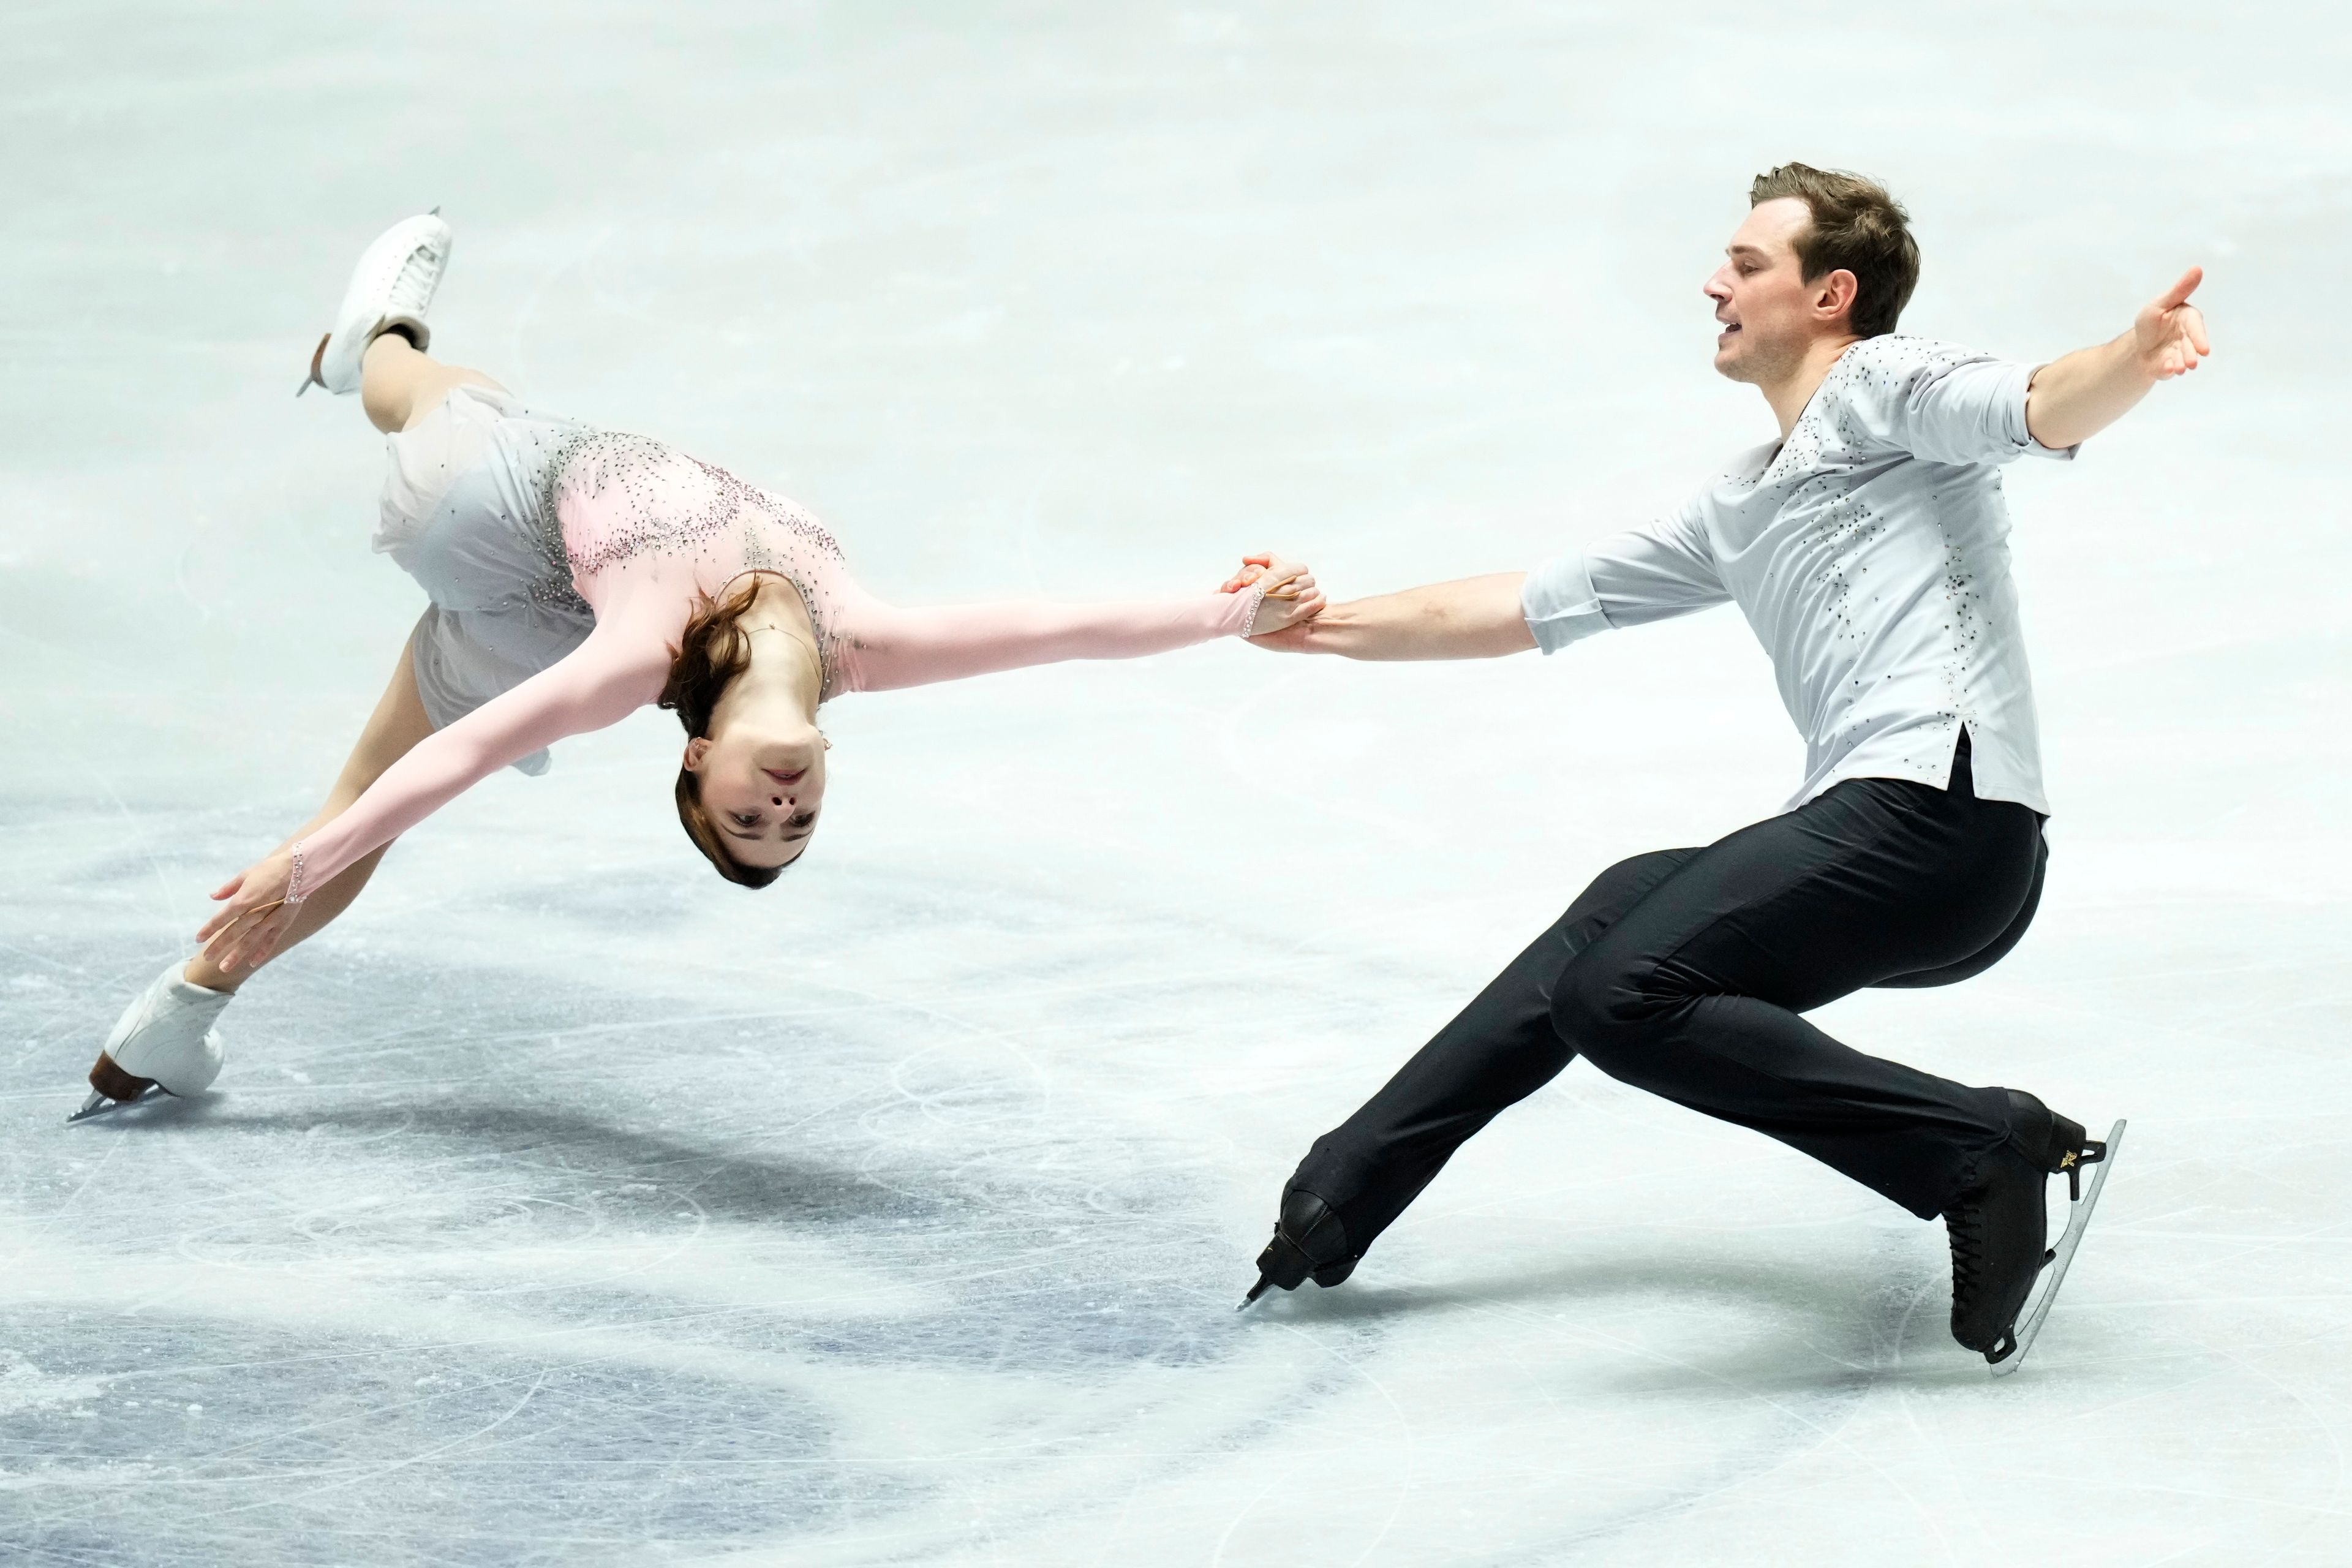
[75,213,1319,1120]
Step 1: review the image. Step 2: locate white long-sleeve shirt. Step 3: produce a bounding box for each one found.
[1520,335,2073,814]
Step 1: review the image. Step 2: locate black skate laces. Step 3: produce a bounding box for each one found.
[1945,1199,1988,1298]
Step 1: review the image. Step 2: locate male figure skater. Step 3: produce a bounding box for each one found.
[1238,164,2209,1363]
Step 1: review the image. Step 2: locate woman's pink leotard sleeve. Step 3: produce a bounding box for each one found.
[288,577,1263,893]
[828,582,1268,695]
[288,625,668,899]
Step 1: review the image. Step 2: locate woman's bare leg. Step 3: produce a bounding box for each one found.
[184,332,510,984]
[358,332,505,435]
[173,335,504,986]
[183,634,439,992]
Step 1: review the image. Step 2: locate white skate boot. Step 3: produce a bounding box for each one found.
[297,209,452,396]
[70,962,232,1122]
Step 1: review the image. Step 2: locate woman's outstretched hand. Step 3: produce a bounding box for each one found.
[196,848,301,974]
[1221,552,1324,636]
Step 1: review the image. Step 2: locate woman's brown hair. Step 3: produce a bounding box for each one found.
[660,573,785,888]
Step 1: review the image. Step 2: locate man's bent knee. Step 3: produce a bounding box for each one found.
[1557,848,1698,934]
[1550,949,1708,1100]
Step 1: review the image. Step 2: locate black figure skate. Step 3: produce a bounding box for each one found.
[1943,1089,2124,1372]
[1238,1188,1360,1310]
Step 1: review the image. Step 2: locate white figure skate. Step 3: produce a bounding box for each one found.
[70,962,232,1122]
[298,209,451,396]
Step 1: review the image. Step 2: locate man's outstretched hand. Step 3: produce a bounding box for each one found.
[2024,265,2214,450]
[2133,266,2212,380]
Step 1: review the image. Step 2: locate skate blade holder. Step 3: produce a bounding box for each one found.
[1988,1118,2128,1376]
[2060,1134,2109,1202]
[66,1085,166,1123]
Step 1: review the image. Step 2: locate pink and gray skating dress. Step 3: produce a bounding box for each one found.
[295,385,1269,899]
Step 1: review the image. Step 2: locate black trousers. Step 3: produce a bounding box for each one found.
[1291,734,2048,1245]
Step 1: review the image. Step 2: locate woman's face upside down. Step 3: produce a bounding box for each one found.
[684,715,828,872]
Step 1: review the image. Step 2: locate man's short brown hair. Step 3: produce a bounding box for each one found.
[1748,163,1920,339]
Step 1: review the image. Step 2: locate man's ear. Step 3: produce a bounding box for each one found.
[1815,268,1860,328]
[682,736,710,772]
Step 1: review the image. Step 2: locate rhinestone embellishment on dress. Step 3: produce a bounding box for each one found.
[541,430,850,695]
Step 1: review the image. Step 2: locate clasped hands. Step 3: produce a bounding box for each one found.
[1220,552,1325,642]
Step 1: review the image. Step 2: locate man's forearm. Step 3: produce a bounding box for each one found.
[2027,268,2210,450]
[1276,572,1536,660]
[2024,331,2156,450]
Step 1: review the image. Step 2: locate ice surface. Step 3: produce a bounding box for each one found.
[4,3,2348,1563]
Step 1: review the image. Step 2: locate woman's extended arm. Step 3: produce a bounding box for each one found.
[198,620,669,970]
[831,557,1319,694]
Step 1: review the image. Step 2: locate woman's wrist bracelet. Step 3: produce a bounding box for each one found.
[1241,584,1270,638]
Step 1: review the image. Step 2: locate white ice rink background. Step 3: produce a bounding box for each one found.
[3,4,2346,1563]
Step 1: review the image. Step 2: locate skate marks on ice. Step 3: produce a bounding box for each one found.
[0,1308,881,1563]
[9,853,2328,1563]
[1184,1216,2020,1566]
[1243,1202,1970,1392]
[0,941,1379,1564]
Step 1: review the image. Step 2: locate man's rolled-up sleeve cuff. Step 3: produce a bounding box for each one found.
[1521,553,1611,654]
[2015,361,2078,461]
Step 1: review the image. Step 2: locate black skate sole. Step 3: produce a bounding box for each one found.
[1990,1118,2126,1376]
[1238,1189,1357,1310]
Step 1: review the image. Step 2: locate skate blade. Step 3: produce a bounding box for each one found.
[66,1085,164,1124]
[296,331,330,398]
[1991,1118,2127,1377]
